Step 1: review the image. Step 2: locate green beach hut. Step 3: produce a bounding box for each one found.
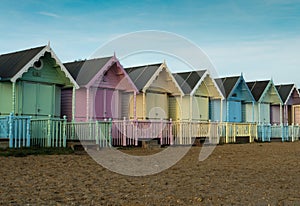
[0,44,79,118]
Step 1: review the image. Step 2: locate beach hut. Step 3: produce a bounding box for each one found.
[213,74,255,122]
[247,80,282,124]
[0,44,78,118]
[125,62,183,120]
[276,84,300,125]
[172,70,224,121]
[63,55,138,121]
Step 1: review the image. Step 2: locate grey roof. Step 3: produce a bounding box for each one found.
[215,76,240,98]
[64,57,112,86]
[173,70,206,94]
[247,80,269,101]
[125,63,162,91]
[276,84,294,103]
[0,45,46,79]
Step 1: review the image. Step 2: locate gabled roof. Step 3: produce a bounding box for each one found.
[0,46,46,79]
[276,84,300,104]
[173,70,206,94]
[64,56,112,86]
[247,80,269,101]
[125,62,183,95]
[0,45,79,88]
[276,84,294,103]
[64,56,138,92]
[215,76,240,98]
[125,63,161,91]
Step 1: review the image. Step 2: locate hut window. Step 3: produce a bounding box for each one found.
[102,71,108,82]
[33,59,43,70]
[232,93,237,97]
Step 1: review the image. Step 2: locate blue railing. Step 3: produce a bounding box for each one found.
[0,113,31,148]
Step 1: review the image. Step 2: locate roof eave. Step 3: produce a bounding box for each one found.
[10,45,80,89]
[143,62,184,96]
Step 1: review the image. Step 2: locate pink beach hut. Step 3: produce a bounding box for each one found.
[275,84,300,125]
[62,55,138,121]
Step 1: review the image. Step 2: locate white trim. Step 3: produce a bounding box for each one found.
[11,45,79,89]
[86,56,139,94]
[259,80,282,104]
[283,84,300,105]
[142,62,184,96]
[190,69,225,100]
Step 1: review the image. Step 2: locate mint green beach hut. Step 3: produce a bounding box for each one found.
[0,44,79,118]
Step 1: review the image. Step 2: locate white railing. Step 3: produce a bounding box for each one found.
[112,119,173,146]
[66,120,112,148]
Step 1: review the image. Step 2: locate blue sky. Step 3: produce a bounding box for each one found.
[1,0,300,85]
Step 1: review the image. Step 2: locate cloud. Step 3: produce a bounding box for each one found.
[38,11,60,18]
[203,36,300,85]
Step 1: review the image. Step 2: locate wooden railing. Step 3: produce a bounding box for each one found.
[66,120,112,148]
[112,119,173,146]
[31,115,67,147]
[0,114,31,148]
[172,121,257,145]
[222,123,257,143]
[1,114,300,149]
[173,121,220,145]
[257,124,300,142]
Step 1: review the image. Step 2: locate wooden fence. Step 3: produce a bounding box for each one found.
[31,115,67,147]
[0,113,31,148]
[257,124,300,142]
[1,114,300,149]
[172,122,257,145]
[112,119,173,146]
[66,120,112,148]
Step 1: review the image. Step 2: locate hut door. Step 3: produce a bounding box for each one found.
[294,106,300,124]
[228,101,241,122]
[270,105,280,125]
[147,93,168,119]
[22,82,53,117]
[120,92,130,119]
[260,103,270,124]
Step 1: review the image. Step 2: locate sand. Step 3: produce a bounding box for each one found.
[1,142,300,205]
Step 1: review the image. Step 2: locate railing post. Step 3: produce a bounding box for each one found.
[189,121,192,145]
[26,117,31,147]
[208,121,211,144]
[47,115,52,147]
[291,123,294,142]
[95,120,99,148]
[108,118,112,147]
[233,123,236,143]
[261,124,265,142]
[268,124,271,142]
[170,118,173,145]
[89,119,92,141]
[159,118,163,145]
[225,122,229,143]
[8,113,13,148]
[178,121,181,145]
[71,120,75,140]
[63,115,67,148]
[122,117,127,146]
[133,119,139,146]
[249,124,252,143]
[281,123,284,142]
